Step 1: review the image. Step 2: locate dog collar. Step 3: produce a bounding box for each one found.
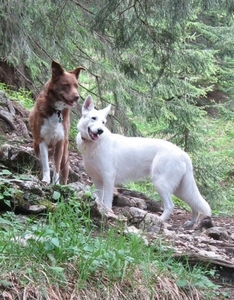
[52,108,63,123]
[57,110,63,123]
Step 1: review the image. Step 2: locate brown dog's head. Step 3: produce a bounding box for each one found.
[47,61,85,109]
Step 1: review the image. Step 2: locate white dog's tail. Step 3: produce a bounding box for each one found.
[175,166,211,217]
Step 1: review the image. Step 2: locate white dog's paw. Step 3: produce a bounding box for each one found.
[160,207,174,222]
[183,220,195,228]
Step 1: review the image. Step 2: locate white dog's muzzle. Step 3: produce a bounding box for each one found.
[88,127,104,140]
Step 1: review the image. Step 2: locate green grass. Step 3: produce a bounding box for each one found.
[0,198,221,299]
[198,116,234,211]
[0,82,34,110]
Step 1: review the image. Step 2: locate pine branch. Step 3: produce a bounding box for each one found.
[71,0,95,15]
[15,68,40,93]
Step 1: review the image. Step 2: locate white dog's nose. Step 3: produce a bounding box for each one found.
[97,129,103,135]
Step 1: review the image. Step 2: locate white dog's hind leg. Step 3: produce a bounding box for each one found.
[183,210,199,227]
[152,177,175,221]
[152,155,186,221]
[39,141,50,184]
[157,192,175,221]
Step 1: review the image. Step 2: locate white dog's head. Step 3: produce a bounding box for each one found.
[78,95,111,141]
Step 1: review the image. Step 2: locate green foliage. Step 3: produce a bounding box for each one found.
[0,202,221,298]
[174,263,220,293]
[0,83,34,109]
[0,169,31,209]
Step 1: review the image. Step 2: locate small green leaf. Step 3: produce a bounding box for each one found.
[50,266,64,273]
[3,191,11,197]
[0,218,12,225]
[177,279,188,288]
[51,237,60,247]
[1,169,12,175]
[4,200,11,207]
[52,191,61,200]
[19,175,31,181]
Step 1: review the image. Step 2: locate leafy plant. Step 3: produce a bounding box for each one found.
[0,204,221,298]
[0,83,34,109]
[0,169,33,210]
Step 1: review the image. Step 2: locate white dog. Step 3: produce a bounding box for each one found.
[76,95,211,226]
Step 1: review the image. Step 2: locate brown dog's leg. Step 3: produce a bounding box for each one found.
[61,139,69,184]
[33,141,40,158]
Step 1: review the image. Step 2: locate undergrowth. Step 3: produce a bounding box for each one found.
[0,197,222,299]
[0,82,34,109]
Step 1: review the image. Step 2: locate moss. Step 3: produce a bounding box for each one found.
[40,200,56,212]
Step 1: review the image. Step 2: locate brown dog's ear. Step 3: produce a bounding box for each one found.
[51,61,64,78]
[71,66,86,79]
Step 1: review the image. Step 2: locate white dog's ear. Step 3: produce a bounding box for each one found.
[82,95,94,113]
[102,104,111,117]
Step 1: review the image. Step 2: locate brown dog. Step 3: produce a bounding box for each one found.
[29,60,85,184]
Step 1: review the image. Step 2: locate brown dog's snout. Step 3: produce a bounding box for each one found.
[73,95,79,102]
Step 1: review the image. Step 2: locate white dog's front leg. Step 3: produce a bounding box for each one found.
[93,181,104,204]
[102,178,115,209]
[39,141,50,184]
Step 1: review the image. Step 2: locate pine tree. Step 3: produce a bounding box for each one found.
[1,0,234,204]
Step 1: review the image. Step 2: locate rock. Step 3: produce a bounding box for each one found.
[204,227,229,241]
[114,194,147,210]
[225,247,234,255]
[69,181,89,194]
[0,91,16,115]
[128,207,163,233]
[0,109,15,130]
[90,199,127,225]
[197,249,223,259]
[11,233,48,247]
[116,187,163,213]
[124,225,149,245]
[196,216,214,229]
[10,176,44,196]
[0,91,16,133]
[0,143,40,173]
[28,204,47,214]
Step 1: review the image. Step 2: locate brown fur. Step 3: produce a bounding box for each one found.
[29,61,85,184]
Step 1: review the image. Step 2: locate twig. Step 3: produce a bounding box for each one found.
[15,68,40,93]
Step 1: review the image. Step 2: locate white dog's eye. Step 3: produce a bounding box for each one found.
[92,117,97,120]
[102,121,105,124]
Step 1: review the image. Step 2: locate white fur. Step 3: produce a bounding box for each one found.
[40,113,65,184]
[54,100,72,111]
[76,95,211,226]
